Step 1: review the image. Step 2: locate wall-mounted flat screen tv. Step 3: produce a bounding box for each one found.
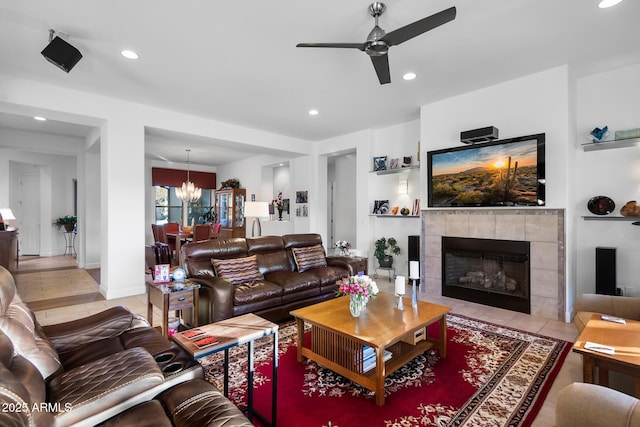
[427,133,545,207]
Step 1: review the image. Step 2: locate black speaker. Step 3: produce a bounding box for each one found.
[595,247,616,296]
[41,36,83,73]
[460,126,499,144]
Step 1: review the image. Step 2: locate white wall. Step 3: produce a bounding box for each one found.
[575,63,640,296]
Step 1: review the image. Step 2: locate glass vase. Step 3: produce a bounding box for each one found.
[349,294,364,317]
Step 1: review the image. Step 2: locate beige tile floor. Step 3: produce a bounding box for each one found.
[14,255,586,426]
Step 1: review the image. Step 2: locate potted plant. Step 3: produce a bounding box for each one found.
[54,215,77,232]
[374,237,400,268]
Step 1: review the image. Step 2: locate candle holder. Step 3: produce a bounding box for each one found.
[397,294,404,310]
[409,277,418,308]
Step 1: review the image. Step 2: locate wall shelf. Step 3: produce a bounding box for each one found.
[370,214,420,218]
[370,165,420,175]
[582,215,639,221]
[581,137,640,152]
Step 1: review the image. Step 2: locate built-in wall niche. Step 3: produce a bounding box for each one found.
[271,163,290,221]
[369,165,420,217]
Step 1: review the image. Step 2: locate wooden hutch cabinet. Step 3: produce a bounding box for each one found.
[216,188,246,238]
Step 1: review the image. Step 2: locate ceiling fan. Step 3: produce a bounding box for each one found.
[296,3,456,85]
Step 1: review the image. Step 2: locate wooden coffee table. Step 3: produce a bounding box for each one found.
[573,313,640,397]
[290,292,451,406]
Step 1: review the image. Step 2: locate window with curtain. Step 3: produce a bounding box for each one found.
[154,186,216,225]
[151,167,217,225]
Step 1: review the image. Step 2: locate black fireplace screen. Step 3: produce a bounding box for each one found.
[442,236,530,313]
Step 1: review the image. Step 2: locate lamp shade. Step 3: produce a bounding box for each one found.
[244,202,269,218]
[0,208,16,220]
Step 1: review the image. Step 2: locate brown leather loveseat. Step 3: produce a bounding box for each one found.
[181,233,353,324]
[0,265,251,427]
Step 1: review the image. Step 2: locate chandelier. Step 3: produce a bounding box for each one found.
[175,149,202,202]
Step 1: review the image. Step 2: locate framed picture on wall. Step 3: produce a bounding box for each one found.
[373,156,387,171]
[296,191,308,203]
[390,158,399,169]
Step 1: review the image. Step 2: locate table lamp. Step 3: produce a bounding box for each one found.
[0,208,16,231]
[244,202,269,237]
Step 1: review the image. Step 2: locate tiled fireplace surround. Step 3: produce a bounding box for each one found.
[421,209,565,321]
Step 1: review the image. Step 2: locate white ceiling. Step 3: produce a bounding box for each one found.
[1,0,639,165]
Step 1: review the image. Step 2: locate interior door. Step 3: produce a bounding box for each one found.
[18,172,40,255]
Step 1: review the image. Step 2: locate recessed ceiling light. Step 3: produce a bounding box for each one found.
[308,109,319,116]
[121,50,139,59]
[403,72,417,81]
[598,0,623,8]
[33,116,47,121]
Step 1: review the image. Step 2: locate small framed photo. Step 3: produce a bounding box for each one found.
[390,158,399,169]
[402,156,413,167]
[154,264,171,283]
[373,200,390,214]
[373,156,387,171]
[296,191,308,203]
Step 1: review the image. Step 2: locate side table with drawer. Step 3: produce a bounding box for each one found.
[148,280,200,337]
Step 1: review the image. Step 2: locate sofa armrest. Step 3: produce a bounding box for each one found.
[326,257,354,275]
[186,277,236,323]
[42,306,134,354]
[555,383,640,427]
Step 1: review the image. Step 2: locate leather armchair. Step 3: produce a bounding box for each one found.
[555,382,640,427]
[0,265,204,426]
[573,293,640,333]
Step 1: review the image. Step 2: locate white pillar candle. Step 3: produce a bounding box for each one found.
[409,261,419,279]
[395,276,406,295]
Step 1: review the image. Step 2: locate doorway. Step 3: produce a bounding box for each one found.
[327,153,357,251]
[16,169,40,255]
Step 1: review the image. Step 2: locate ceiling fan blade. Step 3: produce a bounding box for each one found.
[296,43,365,51]
[371,55,391,85]
[384,6,456,47]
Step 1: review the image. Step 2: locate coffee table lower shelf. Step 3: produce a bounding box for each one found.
[300,338,433,387]
[297,320,443,406]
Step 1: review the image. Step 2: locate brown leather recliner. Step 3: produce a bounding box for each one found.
[181,233,352,324]
[0,265,225,427]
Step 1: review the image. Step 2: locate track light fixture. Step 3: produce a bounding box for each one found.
[41,29,83,73]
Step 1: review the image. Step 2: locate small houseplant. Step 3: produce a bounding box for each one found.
[374,237,400,268]
[54,215,77,232]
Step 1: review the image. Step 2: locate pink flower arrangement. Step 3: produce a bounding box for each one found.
[336,275,379,300]
[272,192,284,211]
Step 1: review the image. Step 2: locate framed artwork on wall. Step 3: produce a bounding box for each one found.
[296,191,308,203]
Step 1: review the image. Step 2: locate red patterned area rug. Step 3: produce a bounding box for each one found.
[200,314,570,426]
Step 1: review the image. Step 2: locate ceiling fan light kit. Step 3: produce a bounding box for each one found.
[296,3,456,85]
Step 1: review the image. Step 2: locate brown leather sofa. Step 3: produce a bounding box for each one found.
[181,233,353,324]
[0,265,251,427]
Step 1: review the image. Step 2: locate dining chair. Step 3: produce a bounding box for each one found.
[211,223,222,239]
[193,224,212,242]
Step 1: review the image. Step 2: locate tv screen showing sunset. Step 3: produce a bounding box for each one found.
[429,138,540,206]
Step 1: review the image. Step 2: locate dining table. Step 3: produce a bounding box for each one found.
[166,231,193,266]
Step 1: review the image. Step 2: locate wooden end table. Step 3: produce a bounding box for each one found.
[172,313,279,427]
[147,280,200,338]
[290,292,451,406]
[573,313,640,397]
